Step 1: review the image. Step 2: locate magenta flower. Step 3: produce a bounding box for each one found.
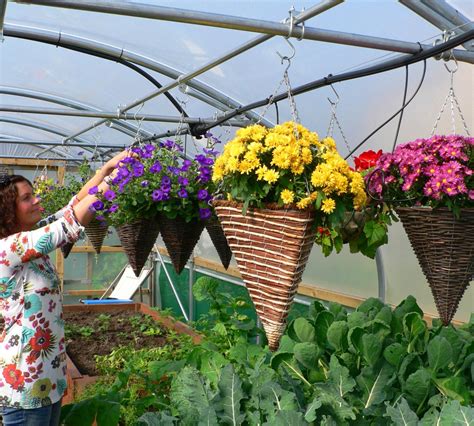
[367,134,473,209]
[88,186,99,195]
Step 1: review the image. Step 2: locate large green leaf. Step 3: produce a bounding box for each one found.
[198,406,219,426]
[327,302,347,321]
[271,352,294,370]
[308,300,326,320]
[170,366,216,424]
[277,335,296,353]
[438,326,466,366]
[438,399,474,425]
[259,382,300,420]
[403,368,432,406]
[384,343,407,367]
[375,306,393,326]
[403,312,427,347]
[384,398,418,426]
[398,354,423,386]
[61,399,98,426]
[199,351,228,387]
[265,410,307,426]
[327,355,356,398]
[348,311,368,329]
[327,321,349,352]
[293,342,321,370]
[357,297,384,316]
[392,296,424,335]
[314,311,334,347]
[428,336,453,373]
[311,384,357,422]
[96,401,121,426]
[292,318,316,343]
[215,364,245,426]
[361,333,383,368]
[137,411,179,426]
[304,397,322,422]
[434,377,471,404]
[357,362,395,410]
[348,326,364,355]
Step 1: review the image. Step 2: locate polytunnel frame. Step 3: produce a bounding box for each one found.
[1,0,473,322]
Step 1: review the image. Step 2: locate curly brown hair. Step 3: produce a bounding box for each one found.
[0,175,32,239]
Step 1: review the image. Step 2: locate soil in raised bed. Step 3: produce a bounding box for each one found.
[63,310,174,376]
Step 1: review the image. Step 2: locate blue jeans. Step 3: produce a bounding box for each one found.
[0,400,62,426]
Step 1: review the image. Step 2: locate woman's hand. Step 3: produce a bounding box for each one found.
[101,150,132,176]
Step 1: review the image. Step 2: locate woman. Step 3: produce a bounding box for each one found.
[0,151,129,425]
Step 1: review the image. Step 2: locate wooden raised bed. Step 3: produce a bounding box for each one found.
[62,302,200,405]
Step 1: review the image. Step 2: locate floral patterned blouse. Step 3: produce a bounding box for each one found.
[0,205,83,408]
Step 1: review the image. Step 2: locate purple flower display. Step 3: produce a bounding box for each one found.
[197,189,209,201]
[103,189,116,201]
[92,200,104,211]
[88,186,99,195]
[199,208,212,220]
[366,134,474,209]
[92,138,219,225]
[150,162,162,174]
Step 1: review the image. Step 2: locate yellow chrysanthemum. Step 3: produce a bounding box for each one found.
[280,189,295,204]
[271,149,291,169]
[255,165,268,181]
[322,137,337,150]
[227,157,240,172]
[229,141,246,158]
[321,198,336,214]
[248,142,264,153]
[236,124,267,142]
[290,161,305,175]
[239,159,256,174]
[263,169,279,184]
[212,161,225,181]
[301,147,313,164]
[296,197,312,209]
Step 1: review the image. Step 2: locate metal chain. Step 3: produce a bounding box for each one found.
[326,98,351,156]
[283,66,300,124]
[431,63,470,136]
[256,77,286,124]
[452,91,471,136]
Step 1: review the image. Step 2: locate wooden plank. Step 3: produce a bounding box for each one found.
[0,158,65,167]
[64,289,150,296]
[71,246,124,253]
[57,164,66,185]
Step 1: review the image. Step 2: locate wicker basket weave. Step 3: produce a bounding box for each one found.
[157,213,205,274]
[60,241,74,259]
[205,216,233,270]
[396,207,473,325]
[84,220,109,254]
[214,200,316,350]
[116,218,160,277]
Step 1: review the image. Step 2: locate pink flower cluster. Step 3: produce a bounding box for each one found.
[367,135,474,207]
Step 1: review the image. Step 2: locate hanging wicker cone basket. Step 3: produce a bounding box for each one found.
[84,220,109,254]
[205,216,233,270]
[156,213,205,275]
[396,207,474,325]
[116,217,160,277]
[213,200,317,351]
[60,241,74,259]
